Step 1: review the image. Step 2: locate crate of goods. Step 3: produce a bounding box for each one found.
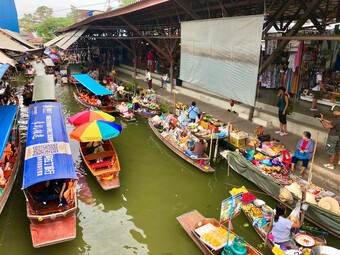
[230,136,246,147]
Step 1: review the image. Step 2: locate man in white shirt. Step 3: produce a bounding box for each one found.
[161,72,169,89]
[311,69,326,111]
[145,68,152,89]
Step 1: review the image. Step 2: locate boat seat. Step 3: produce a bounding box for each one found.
[90,160,112,169]
[85,151,114,161]
[35,192,59,201]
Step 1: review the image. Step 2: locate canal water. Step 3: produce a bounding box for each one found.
[0,71,339,254]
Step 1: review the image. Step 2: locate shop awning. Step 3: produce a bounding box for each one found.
[0,64,9,79]
[32,75,56,102]
[27,48,45,57]
[0,50,16,66]
[0,105,17,161]
[0,33,28,52]
[22,102,77,189]
[42,58,55,67]
[55,30,78,48]
[72,74,113,95]
[0,28,36,49]
[59,26,89,50]
[44,33,67,47]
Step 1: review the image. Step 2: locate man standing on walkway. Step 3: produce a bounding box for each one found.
[311,68,326,111]
[188,101,200,122]
[317,105,340,170]
[147,50,154,72]
[145,68,152,90]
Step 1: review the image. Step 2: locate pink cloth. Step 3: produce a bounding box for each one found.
[147,52,153,61]
[295,41,304,67]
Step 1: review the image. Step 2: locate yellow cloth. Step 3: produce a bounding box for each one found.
[230,186,248,195]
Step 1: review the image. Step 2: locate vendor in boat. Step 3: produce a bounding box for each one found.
[272,204,301,250]
[290,131,315,177]
[186,140,207,158]
[188,101,200,122]
[86,141,104,155]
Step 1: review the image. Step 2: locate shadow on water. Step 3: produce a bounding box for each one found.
[0,69,338,254]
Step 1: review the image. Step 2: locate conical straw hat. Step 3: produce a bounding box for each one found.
[285,182,302,199]
[318,197,339,214]
[306,192,317,205]
[279,187,293,204]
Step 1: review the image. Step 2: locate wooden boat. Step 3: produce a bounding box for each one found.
[177,210,262,255]
[148,119,214,173]
[119,112,136,122]
[80,139,120,190]
[22,102,78,248]
[0,107,21,214]
[73,92,117,113]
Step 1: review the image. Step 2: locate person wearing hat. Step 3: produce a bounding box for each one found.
[316,105,340,170]
[272,204,301,250]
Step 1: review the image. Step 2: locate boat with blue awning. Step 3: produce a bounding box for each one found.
[22,102,77,248]
[72,74,118,113]
[0,105,20,214]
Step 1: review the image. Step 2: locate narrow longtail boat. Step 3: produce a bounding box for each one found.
[80,139,120,190]
[148,119,214,173]
[22,102,77,248]
[0,105,21,214]
[72,74,117,113]
[177,210,263,255]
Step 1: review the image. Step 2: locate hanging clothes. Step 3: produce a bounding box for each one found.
[295,41,304,68]
[288,53,297,72]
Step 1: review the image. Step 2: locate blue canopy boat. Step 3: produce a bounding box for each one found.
[22,102,77,248]
[0,105,20,214]
[72,74,118,113]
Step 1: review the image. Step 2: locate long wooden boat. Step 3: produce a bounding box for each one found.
[73,92,117,113]
[22,102,78,248]
[80,139,120,190]
[224,151,340,239]
[177,210,262,255]
[0,108,21,214]
[148,119,214,173]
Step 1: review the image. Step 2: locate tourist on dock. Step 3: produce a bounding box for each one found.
[188,101,200,122]
[147,50,154,71]
[161,72,169,89]
[272,203,301,250]
[290,131,315,177]
[276,87,289,136]
[316,105,340,170]
[145,68,152,90]
[310,68,326,111]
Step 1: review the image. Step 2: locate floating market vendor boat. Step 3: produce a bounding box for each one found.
[148,118,214,173]
[221,151,340,239]
[0,105,21,214]
[133,93,161,118]
[69,119,123,191]
[177,210,262,255]
[118,103,136,122]
[72,74,116,113]
[22,102,77,248]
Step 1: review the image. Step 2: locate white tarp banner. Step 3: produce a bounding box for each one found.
[180,15,264,106]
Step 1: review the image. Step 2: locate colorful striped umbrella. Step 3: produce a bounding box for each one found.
[68,110,115,126]
[69,120,122,142]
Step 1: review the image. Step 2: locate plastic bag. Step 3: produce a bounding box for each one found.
[289,202,301,223]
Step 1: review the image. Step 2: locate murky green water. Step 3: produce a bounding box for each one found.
[0,70,339,254]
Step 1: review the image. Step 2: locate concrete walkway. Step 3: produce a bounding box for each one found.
[116,70,340,195]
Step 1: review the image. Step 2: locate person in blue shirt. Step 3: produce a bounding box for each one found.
[272,204,301,250]
[188,101,199,122]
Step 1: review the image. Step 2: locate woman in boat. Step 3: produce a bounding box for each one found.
[185,140,207,158]
[118,102,134,118]
[290,131,315,177]
[272,203,301,250]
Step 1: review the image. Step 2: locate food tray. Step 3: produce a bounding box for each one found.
[194,223,232,251]
[295,234,315,247]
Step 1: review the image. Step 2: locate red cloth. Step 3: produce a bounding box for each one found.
[301,140,308,150]
[242,192,257,205]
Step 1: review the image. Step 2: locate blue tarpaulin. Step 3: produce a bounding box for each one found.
[0,64,9,79]
[72,74,113,95]
[0,105,17,161]
[0,0,19,33]
[22,102,77,189]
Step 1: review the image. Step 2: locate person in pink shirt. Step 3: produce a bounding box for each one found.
[147,50,154,71]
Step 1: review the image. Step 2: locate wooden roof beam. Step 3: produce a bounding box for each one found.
[259,0,323,74]
[119,16,172,61]
[297,0,324,33]
[174,0,200,20]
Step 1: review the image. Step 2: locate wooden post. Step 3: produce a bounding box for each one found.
[173,91,176,115]
[170,59,174,92]
[264,213,274,248]
[227,153,230,176]
[209,130,213,160]
[214,134,219,163]
[308,131,319,182]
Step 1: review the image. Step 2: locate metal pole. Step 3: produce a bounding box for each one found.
[308,131,319,182]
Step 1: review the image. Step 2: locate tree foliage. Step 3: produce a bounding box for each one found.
[34,6,53,22]
[36,17,74,41]
[119,0,137,7]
